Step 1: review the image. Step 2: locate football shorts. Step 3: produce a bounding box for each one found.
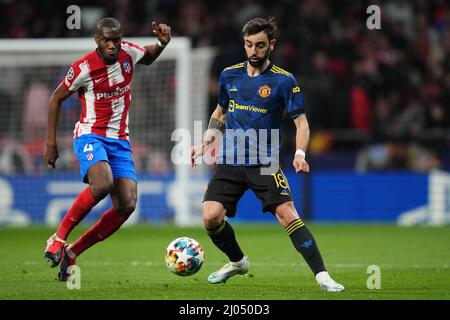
[73,134,137,183]
[203,164,293,217]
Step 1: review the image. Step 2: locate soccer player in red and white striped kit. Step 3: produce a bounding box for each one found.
[43,17,171,281]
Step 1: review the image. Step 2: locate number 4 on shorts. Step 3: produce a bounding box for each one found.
[83,144,93,153]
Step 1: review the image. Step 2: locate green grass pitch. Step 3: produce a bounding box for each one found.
[0,223,449,300]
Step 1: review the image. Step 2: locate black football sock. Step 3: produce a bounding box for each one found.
[206,220,244,262]
[286,218,326,275]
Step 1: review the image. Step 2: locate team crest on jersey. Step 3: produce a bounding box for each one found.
[258,85,271,98]
[122,60,131,73]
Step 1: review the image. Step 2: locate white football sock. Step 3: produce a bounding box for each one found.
[315,271,331,284]
[231,256,247,266]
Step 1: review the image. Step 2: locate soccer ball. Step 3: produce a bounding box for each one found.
[165,237,204,276]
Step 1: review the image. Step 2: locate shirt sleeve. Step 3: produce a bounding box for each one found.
[121,41,148,65]
[283,74,305,119]
[62,61,87,92]
[217,71,229,109]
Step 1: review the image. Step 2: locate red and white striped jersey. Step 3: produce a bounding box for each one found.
[62,41,148,140]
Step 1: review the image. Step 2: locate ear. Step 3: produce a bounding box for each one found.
[270,38,277,51]
[95,35,99,45]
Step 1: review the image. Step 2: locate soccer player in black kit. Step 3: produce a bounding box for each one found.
[191,17,344,292]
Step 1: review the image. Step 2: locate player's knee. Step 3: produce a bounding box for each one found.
[275,202,299,227]
[202,202,225,229]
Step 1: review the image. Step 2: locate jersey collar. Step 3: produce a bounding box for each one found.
[244,60,273,78]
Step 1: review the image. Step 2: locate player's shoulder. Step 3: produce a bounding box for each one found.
[223,62,245,71]
[221,62,246,75]
[121,40,136,48]
[121,41,145,52]
[269,64,295,80]
[71,50,96,68]
[64,51,95,89]
[67,51,97,81]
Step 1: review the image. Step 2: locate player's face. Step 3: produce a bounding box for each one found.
[244,32,276,68]
[96,28,122,64]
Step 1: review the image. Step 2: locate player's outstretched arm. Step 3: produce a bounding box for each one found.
[139,21,171,65]
[292,114,310,173]
[44,84,72,169]
[191,104,226,167]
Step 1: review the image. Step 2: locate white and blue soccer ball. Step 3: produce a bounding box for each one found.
[165,237,204,276]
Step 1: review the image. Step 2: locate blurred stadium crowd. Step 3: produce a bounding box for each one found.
[0,0,449,173]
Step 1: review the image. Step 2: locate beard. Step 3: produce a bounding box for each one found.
[248,49,271,67]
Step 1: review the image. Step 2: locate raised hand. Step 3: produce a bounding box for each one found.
[152,21,171,46]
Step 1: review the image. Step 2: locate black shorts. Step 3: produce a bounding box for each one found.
[203,164,293,217]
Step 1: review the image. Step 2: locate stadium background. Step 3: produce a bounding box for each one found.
[0,0,449,226]
[0,0,449,302]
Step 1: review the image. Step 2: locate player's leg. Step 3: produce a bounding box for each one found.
[203,201,249,284]
[69,178,136,256]
[275,201,344,292]
[44,136,112,267]
[247,167,319,268]
[56,161,113,239]
[57,138,138,281]
[203,200,245,262]
[55,162,117,280]
[275,201,326,275]
[58,178,136,281]
[248,166,344,291]
[203,165,249,284]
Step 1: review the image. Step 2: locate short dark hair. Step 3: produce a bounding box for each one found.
[96,17,121,34]
[242,17,277,40]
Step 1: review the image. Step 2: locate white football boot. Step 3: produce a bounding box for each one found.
[316,271,345,292]
[208,256,250,284]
